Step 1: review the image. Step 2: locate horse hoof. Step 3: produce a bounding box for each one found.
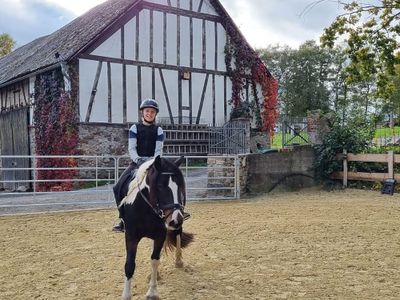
[145,295,160,300]
[175,261,184,268]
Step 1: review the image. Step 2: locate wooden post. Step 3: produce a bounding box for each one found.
[343,149,348,187]
[388,151,394,179]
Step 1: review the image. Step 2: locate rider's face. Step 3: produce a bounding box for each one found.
[142,108,157,123]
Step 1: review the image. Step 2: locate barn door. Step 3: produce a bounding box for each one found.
[0,107,31,191]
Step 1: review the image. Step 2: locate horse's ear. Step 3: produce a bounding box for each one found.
[174,156,185,167]
[154,155,162,171]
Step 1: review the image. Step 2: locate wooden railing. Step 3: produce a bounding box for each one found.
[332,150,398,186]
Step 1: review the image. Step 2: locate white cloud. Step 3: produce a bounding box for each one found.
[43,0,107,15]
[0,0,344,49]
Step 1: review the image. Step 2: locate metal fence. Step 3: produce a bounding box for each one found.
[276,117,309,148]
[0,155,239,214]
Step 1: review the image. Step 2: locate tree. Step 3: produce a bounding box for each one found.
[259,41,333,117]
[320,0,400,98]
[0,33,16,57]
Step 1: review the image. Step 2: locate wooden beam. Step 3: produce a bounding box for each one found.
[224,75,227,122]
[123,64,127,123]
[189,12,193,68]
[177,13,181,66]
[202,19,206,69]
[212,74,215,126]
[332,171,392,182]
[178,74,182,123]
[141,1,221,22]
[163,12,167,65]
[152,67,155,99]
[189,75,193,124]
[137,66,142,120]
[79,53,228,76]
[197,0,204,12]
[85,61,103,122]
[150,9,154,63]
[121,27,127,123]
[214,21,218,70]
[121,26,125,59]
[346,153,388,162]
[158,68,174,125]
[196,74,209,124]
[136,12,140,61]
[107,62,112,123]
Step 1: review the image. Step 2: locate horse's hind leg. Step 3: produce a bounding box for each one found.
[146,239,164,300]
[122,237,139,300]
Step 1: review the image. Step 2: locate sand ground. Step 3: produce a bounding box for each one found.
[1,188,400,299]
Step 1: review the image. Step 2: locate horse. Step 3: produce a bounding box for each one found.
[118,155,194,300]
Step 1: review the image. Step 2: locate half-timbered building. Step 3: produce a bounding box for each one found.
[0,0,275,162]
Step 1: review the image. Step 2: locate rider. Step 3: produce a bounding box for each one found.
[112,99,164,232]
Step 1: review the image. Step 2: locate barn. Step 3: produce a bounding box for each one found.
[0,0,278,189]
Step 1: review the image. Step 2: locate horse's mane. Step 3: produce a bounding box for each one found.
[119,158,155,207]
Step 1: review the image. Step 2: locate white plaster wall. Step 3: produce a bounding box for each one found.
[166,13,178,66]
[138,9,150,62]
[192,18,203,69]
[110,63,124,123]
[153,11,164,64]
[91,30,121,59]
[126,65,139,122]
[200,1,218,15]
[124,18,136,60]
[179,16,191,67]
[156,69,179,120]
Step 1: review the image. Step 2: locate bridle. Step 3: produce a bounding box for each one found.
[138,171,185,221]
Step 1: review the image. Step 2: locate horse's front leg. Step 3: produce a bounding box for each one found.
[122,235,139,300]
[146,238,164,300]
[175,233,183,268]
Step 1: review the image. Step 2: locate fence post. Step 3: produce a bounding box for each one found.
[388,151,394,179]
[343,149,348,187]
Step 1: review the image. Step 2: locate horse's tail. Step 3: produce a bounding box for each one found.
[165,230,194,252]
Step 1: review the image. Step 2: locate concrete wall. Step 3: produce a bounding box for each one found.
[241,145,316,195]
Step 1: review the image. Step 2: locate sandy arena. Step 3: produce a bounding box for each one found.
[1,188,400,299]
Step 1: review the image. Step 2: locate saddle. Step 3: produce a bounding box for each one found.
[114,169,137,205]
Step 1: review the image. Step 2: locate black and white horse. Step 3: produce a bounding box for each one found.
[119,156,193,300]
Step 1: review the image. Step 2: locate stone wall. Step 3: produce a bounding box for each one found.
[78,123,128,156]
[240,145,315,195]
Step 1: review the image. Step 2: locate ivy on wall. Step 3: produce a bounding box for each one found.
[216,0,278,134]
[34,68,79,191]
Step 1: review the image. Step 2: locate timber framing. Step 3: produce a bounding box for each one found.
[79,54,228,76]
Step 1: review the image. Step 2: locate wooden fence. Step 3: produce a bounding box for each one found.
[332,150,398,187]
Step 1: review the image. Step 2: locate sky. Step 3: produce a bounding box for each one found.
[0,0,344,50]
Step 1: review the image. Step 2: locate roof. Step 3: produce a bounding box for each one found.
[0,0,261,86]
[0,0,139,86]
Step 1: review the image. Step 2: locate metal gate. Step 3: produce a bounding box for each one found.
[0,108,30,190]
[209,120,250,155]
[0,155,240,214]
[280,117,309,148]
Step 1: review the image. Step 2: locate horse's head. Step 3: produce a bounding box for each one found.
[147,156,186,230]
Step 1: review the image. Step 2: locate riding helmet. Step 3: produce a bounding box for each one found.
[140,99,159,113]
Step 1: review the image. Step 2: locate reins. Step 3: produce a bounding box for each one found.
[138,171,184,220]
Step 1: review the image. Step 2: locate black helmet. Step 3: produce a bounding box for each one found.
[140,99,159,113]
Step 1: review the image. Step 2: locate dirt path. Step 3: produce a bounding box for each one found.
[1,188,400,299]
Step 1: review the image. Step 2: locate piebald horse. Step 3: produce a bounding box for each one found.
[119,156,193,300]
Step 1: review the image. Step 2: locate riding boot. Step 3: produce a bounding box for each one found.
[112,219,125,232]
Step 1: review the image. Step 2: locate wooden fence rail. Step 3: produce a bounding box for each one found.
[331,150,399,187]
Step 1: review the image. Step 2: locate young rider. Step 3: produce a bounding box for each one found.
[112,99,164,232]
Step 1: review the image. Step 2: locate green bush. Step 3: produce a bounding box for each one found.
[313,115,374,181]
